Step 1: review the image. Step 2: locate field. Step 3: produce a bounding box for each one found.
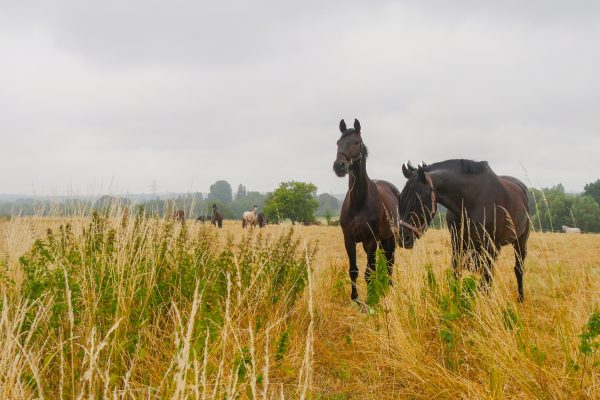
[0,214,599,399]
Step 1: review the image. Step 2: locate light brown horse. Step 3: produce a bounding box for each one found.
[398,159,530,301]
[242,205,258,228]
[333,119,402,302]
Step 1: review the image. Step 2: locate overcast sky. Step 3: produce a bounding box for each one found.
[1,1,599,196]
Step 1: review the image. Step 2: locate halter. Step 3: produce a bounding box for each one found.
[337,143,363,167]
[399,174,437,239]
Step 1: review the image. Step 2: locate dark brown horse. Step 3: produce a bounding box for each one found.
[333,119,402,302]
[173,210,185,222]
[398,159,530,301]
[257,212,268,228]
[211,204,224,228]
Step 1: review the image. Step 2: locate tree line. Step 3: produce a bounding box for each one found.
[2,179,600,232]
[528,180,600,232]
[0,180,343,224]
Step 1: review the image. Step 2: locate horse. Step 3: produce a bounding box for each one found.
[398,159,530,302]
[211,204,223,228]
[173,210,185,222]
[242,205,258,228]
[257,212,268,228]
[562,225,582,233]
[333,118,402,303]
[302,221,322,226]
[196,215,210,223]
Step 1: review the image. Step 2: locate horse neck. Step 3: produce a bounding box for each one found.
[348,158,371,208]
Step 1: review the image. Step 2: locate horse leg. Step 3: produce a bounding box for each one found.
[382,238,395,286]
[513,230,529,302]
[363,240,377,285]
[344,238,359,301]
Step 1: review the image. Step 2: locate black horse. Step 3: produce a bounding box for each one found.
[398,159,530,301]
[333,119,402,302]
[211,204,224,228]
[196,215,211,223]
[257,212,268,228]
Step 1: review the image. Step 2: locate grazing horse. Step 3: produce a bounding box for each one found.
[196,215,210,223]
[257,212,268,228]
[398,159,530,302]
[211,204,223,228]
[562,225,582,233]
[333,118,402,302]
[173,210,185,222]
[242,205,258,228]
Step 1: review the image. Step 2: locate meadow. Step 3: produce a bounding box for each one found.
[0,213,598,399]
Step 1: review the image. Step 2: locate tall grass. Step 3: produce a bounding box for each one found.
[0,212,598,399]
[1,209,316,399]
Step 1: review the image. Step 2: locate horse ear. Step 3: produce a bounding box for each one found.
[402,164,412,179]
[422,162,429,169]
[407,161,416,172]
[339,119,347,133]
[417,166,427,183]
[354,119,361,133]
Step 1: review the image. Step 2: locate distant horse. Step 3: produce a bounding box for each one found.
[257,212,268,228]
[242,205,258,228]
[196,215,210,223]
[562,225,582,233]
[211,204,223,228]
[398,159,530,302]
[302,221,322,226]
[173,210,185,222]
[333,118,402,303]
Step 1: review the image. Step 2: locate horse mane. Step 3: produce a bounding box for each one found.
[427,159,492,175]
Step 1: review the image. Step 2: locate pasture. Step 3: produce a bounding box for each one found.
[0,215,598,399]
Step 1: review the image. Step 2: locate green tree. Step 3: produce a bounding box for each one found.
[235,184,247,200]
[209,200,235,219]
[208,180,233,204]
[530,185,574,231]
[572,196,600,232]
[584,179,600,205]
[316,193,340,217]
[263,181,319,224]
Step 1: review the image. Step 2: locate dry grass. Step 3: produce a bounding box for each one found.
[1,216,599,399]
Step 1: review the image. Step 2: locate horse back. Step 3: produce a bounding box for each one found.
[446,174,529,247]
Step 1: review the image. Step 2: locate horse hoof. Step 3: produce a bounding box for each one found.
[517,294,524,303]
[353,300,369,314]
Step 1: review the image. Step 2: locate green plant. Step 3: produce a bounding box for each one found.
[366,249,389,307]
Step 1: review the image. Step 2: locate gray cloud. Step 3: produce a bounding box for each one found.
[0,1,598,195]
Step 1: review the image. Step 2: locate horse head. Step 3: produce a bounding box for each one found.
[398,163,437,248]
[333,118,367,177]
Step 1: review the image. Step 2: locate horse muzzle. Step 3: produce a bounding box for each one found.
[333,159,348,177]
[398,234,415,249]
